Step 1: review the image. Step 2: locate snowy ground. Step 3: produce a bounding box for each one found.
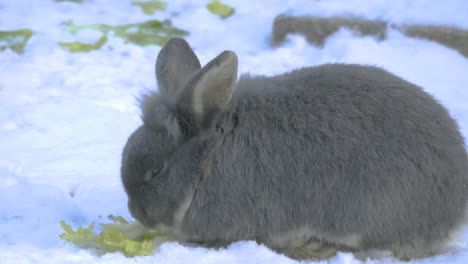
[1,0,468,263]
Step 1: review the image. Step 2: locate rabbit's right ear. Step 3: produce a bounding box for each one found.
[156,38,201,97]
[180,50,238,128]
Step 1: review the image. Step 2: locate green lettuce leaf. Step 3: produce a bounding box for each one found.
[59,35,108,53]
[132,0,168,15]
[206,0,235,19]
[64,19,188,47]
[59,215,175,256]
[0,29,34,54]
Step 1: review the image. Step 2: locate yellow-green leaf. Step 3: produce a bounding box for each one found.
[59,35,108,53]
[63,20,112,35]
[0,29,34,54]
[139,240,155,255]
[108,215,129,224]
[132,0,167,15]
[60,220,73,233]
[59,216,175,257]
[59,222,100,249]
[64,20,188,47]
[206,0,235,19]
[100,226,125,247]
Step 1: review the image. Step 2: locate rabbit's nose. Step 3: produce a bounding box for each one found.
[129,199,158,227]
[128,199,147,222]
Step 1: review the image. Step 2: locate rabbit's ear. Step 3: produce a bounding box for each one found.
[156,38,201,97]
[185,50,238,127]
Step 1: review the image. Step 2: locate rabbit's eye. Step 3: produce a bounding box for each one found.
[152,167,161,177]
[144,165,163,182]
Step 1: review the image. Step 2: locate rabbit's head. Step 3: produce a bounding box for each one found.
[121,38,238,228]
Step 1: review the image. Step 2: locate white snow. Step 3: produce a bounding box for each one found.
[1,0,468,263]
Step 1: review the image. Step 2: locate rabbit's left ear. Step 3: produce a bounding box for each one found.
[181,51,238,127]
[156,38,201,98]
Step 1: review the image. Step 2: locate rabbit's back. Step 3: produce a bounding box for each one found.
[187,64,468,255]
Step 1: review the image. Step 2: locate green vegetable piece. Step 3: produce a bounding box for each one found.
[124,240,141,254]
[100,223,155,256]
[60,221,73,233]
[100,225,124,247]
[115,20,188,46]
[124,239,153,256]
[64,20,112,35]
[0,29,34,54]
[108,215,129,224]
[139,240,155,255]
[64,20,188,47]
[59,216,175,257]
[59,221,100,249]
[132,0,167,15]
[206,0,235,19]
[59,35,108,53]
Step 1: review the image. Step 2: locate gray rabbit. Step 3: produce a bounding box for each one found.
[121,37,468,260]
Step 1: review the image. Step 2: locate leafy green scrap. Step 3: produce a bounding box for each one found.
[108,214,129,224]
[206,0,235,19]
[132,0,168,15]
[59,35,108,53]
[0,29,34,54]
[59,215,175,257]
[64,19,188,47]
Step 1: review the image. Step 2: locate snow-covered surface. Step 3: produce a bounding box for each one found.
[1,0,468,263]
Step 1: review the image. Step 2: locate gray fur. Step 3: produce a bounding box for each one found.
[121,37,468,259]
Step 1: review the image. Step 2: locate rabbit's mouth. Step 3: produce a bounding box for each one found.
[140,218,158,228]
[143,190,195,230]
[128,199,155,227]
[128,198,173,228]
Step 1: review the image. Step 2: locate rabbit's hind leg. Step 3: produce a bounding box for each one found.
[391,239,448,260]
[280,233,362,260]
[282,239,338,260]
[352,249,394,261]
